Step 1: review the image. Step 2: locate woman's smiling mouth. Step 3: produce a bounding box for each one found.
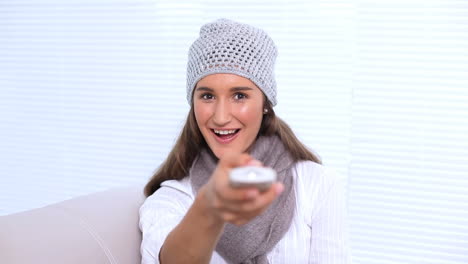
[211,129,240,144]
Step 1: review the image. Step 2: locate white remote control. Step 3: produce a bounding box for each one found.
[229,166,277,191]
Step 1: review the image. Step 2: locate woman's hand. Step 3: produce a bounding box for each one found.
[199,153,284,226]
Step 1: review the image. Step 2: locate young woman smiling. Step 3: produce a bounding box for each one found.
[140,19,351,264]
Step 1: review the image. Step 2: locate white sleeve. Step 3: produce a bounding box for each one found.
[309,172,352,264]
[139,183,193,264]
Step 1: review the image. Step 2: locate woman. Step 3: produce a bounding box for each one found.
[140,18,351,263]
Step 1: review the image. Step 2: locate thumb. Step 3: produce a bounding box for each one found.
[218,152,256,170]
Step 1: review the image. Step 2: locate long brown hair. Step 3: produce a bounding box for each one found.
[144,101,321,196]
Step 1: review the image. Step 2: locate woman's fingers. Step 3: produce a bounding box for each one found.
[205,152,284,225]
[212,152,264,202]
[218,183,284,215]
[215,184,259,202]
[242,183,284,211]
[218,152,255,169]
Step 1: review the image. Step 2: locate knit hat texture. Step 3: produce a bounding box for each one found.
[186,18,278,106]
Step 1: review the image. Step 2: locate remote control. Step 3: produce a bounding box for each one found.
[229,166,277,191]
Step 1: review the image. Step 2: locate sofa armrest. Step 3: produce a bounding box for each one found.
[0,186,145,264]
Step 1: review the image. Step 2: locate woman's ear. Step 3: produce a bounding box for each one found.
[263,96,273,114]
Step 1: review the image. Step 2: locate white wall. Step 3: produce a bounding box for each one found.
[1,0,467,263]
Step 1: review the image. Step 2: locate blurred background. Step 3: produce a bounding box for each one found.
[1,0,467,263]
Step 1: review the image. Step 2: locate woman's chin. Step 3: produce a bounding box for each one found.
[208,146,233,160]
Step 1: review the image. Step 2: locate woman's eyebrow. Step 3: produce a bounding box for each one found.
[195,86,254,92]
[195,87,213,92]
[230,87,254,92]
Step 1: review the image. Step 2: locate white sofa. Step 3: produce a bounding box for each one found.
[0,186,145,264]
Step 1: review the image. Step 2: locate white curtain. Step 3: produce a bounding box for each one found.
[1,0,467,263]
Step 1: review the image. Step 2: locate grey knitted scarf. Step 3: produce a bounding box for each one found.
[190,135,296,264]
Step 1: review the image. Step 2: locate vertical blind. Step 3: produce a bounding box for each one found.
[0,0,467,263]
[349,1,468,263]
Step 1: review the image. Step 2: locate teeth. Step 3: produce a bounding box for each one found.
[214,129,237,135]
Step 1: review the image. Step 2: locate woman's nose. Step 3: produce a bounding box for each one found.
[212,101,232,126]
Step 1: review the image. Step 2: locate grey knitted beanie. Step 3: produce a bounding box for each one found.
[186,18,278,106]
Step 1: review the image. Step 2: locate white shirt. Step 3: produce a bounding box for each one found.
[139,161,351,263]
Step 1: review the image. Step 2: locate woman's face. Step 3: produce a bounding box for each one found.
[193,73,265,159]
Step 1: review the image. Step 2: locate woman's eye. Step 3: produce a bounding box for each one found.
[234,93,247,100]
[201,93,214,100]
